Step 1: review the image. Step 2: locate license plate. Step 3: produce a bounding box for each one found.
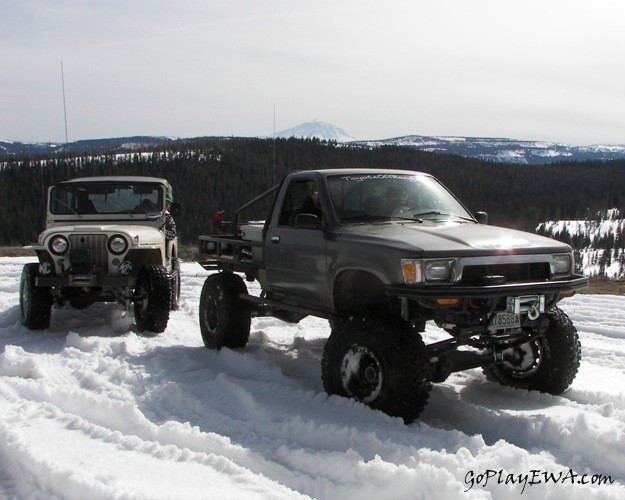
[488,312,521,330]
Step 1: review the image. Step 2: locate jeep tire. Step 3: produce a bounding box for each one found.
[483,306,581,394]
[19,263,52,330]
[199,272,251,349]
[133,265,171,333]
[321,313,432,424]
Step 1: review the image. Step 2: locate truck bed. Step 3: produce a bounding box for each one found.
[198,223,264,272]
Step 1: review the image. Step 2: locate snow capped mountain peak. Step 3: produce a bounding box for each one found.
[276,120,356,142]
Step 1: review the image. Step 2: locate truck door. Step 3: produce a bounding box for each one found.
[264,178,330,308]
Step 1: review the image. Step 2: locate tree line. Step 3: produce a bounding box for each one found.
[536,213,625,277]
[1,137,625,246]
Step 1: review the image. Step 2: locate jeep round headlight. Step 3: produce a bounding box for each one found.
[107,235,128,255]
[49,235,69,255]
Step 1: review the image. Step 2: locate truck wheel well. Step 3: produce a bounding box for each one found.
[333,270,386,314]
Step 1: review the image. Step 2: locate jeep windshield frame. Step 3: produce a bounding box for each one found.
[326,172,475,224]
[49,181,165,216]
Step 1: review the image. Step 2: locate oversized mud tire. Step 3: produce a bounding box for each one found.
[199,272,251,349]
[321,313,432,424]
[483,306,581,394]
[170,257,181,311]
[19,263,52,330]
[133,265,171,333]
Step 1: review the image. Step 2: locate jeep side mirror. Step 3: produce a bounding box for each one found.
[294,213,321,229]
[474,211,488,224]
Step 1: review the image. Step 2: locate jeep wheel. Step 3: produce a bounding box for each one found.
[170,257,181,311]
[199,272,251,349]
[483,306,581,394]
[321,313,432,424]
[19,263,52,330]
[133,265,171,333]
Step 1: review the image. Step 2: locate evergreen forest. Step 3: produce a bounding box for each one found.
[1,137,625,247]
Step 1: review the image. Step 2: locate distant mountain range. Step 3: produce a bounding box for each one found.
[355,135,625,165]
[0,136,175,159]
[2,121,625,165]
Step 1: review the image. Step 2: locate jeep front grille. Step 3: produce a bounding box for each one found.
[461,262,551,286]
[68,234,108,273]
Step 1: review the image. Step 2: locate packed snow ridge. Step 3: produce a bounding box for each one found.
[1,257,624,499]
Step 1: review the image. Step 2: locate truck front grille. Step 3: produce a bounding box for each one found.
[68,234,108,273]
[461,262,551,286]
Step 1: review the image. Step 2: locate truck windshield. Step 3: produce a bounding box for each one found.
[50,182,163,215]
[326,173,473,223]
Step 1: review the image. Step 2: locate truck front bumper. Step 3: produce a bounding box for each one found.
[386,275,589,299]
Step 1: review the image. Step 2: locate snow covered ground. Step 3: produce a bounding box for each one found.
[1,257,624,499]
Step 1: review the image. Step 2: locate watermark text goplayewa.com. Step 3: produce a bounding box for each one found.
[465,468,614,494]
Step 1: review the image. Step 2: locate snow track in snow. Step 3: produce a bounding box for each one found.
[1,258,624,499]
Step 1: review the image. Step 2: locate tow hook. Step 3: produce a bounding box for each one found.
[527,302,541,320]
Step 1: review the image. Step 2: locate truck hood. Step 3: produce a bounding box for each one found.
[339,220,571,256]
[41,224,164,246]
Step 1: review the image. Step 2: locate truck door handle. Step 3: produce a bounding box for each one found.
[271,236,280,243]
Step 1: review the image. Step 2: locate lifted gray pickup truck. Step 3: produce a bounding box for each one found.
[197,169,588,423]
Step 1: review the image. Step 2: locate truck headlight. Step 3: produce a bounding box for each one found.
[49,235,69,255]
[424,260,455,281]
[401,259,456,284]
[552,253,572,275]
[107,235,128,255]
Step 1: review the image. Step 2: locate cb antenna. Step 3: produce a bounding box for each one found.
[273,104,276,185]
[61,61,68,143]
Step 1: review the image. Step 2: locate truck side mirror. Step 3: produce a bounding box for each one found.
[294,213,321,229]
[474,211,488,224]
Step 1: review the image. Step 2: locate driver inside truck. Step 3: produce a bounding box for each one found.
[294,184,322,219]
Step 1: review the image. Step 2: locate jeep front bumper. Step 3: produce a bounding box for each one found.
[36,274,135,288]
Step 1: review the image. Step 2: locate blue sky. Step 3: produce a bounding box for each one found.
[2,0,624,145]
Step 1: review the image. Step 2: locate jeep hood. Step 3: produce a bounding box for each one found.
[40,224,164,246]
[340,221,571,256]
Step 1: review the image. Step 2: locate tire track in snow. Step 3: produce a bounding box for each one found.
[0,327,491,499]
[422,372,625,482]
[0,379,308,500]
[2,260,625,499]
[0,459,20,500]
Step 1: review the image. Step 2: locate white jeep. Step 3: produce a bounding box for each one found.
[20,176,181,333]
